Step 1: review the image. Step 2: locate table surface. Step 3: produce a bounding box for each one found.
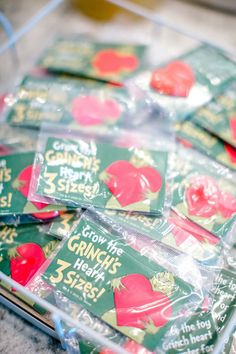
[0,1,236,353]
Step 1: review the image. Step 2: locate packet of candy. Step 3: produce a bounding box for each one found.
[0,222,60,314]
[127,45,236,121]
[175,120,236,172]
[170,148,236,240]
[0,151,67,224]
[5,75,137,130]
[191,79,236,148]
[38,37,147,84]
[40,211,203,351]
[29,126,170,216]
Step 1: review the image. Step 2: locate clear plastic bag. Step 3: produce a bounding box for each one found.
[127,45,236,121]
[26,210,205,353]
[29,125,173,216]
[4,74,150,131]
[169,147,236,242]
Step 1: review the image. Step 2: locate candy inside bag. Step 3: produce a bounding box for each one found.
[27,270,154,354]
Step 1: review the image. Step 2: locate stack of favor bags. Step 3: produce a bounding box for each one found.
[1,36,236,354]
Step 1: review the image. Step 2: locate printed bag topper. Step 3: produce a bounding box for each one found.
[35,137,168,215]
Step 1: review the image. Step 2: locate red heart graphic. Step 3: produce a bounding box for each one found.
[218,191,236,218]
[224,143,236,164]
[150,61,195,97]
[185,175,220,218]
[71,95,121,126]
[114,274,172,329]
[230,117,236,141]
[104,160,162,207]
[92,49,138,75]
[10,243,46,286]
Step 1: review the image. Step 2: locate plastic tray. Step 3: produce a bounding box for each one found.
[0,1,236,353]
